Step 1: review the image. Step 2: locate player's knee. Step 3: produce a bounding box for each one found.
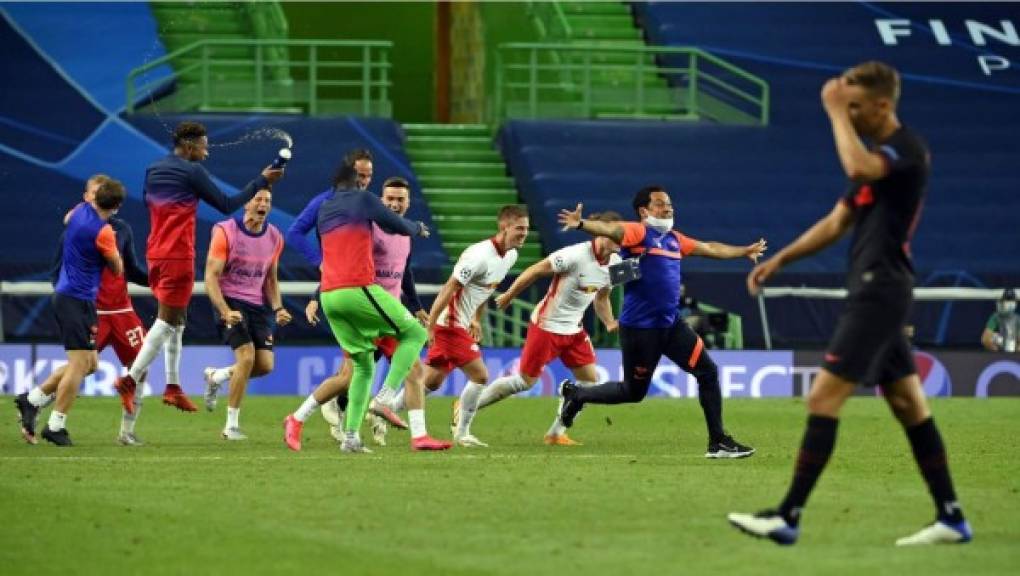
[234,346,255,372]
[693,357,719,384]
[252,356,274,377]
[403,322,428,345]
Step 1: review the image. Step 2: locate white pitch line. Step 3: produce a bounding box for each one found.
[0,453,702,463]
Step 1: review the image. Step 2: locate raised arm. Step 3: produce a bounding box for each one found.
[191,164,279,214]
[495,258,554,310]
[822,77,890,183]
[363,192,428,238]
[747,200,855,295]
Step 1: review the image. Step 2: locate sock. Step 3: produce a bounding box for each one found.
[374,386,396,407]
[293,394,321,422]
[129,319,174,381]
[344,351,375,433]
[906,417,965,524]
[546,380,595,436]
[477,374,529,410]
[409,409,426,439]
[48,410,67,432]
[164,324,184,384]
[27,387,54,408]
[695,367,726,441]
[574,380,633,404]
[227,406,240,429]
[120,397,142,434]
[456,382,484,437]
[547,417,567,437]
[212,367,233,386]
[391,388,406,413]
[779,415,839,527]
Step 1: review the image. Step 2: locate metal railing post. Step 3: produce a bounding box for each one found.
[529,47,538,118]
[688,51,698,117]
[308,44,317,115]
[202,43,210,108]
[362,45,371,116]
[583,50,592,117]
[255,43,264,108]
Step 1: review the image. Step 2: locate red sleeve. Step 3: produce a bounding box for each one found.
[620,222,647,248]
[95,225,118,257]
[208,226,229,261]
[675,232,698,256]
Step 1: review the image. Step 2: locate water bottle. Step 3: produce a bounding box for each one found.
[270,148,292,170]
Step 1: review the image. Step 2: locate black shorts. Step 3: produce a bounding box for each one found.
[52,293,98,351]
[217,297,275,351]
[822,284,916,386]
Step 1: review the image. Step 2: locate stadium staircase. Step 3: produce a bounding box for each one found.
[146,2,292,111]
[403,123,541,273]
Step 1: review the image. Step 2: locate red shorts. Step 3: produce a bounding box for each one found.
[96,310,147,366]
[518,323,596,378]
[149,259,195,308]
[375,335,398,360]
[425,325,482,373]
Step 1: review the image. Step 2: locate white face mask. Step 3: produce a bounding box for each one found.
[645,215,673,233]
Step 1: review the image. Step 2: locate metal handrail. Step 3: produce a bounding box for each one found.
[495,43,770,125]
[126,38,393,115]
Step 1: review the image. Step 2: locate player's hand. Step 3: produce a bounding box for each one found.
[494,292,513,310]
[417,222,431,238]
[305,300,320,326]
[821,77,852,113]
[415,310,429,326]
[747,257,782,296]
[558,203,583,232]
[745,238,768,263]
[604,319,619,333]
[276,307,293,327]
[222,310,243,327]
[469,321,483,342]
[262,166,285,184]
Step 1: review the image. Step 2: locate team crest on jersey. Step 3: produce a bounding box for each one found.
[458,266,474,282]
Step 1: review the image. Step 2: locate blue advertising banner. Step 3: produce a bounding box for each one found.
[0,345,1015,397]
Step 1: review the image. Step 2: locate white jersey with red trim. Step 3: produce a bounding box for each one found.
[531,241,620,335]
[438,238,517,331]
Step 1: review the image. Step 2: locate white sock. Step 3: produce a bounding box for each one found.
[129,319,175,381]
[212,367,233,386]
[374,386,396,406]
[227,406,240,429]
[392,388,406,412]
[547,417,567,437]
[48,410,67,432]
[550,380,595,433]
[409,409,426,439]
[164,324,184,384]
[294,394,321,422]
[27,387,54,408]
[477,374,529,410]
[456,382,484,437]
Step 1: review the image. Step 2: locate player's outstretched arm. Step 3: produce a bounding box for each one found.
[692,238,767,262]
[747,200,854,295]
[558,203,625,243]
[495,259,554,310]
[191,164,279,215]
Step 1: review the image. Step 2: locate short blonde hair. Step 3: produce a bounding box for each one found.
[846,60,901,103]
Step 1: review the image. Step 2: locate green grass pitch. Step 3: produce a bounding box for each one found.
[2,396,1017,575]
